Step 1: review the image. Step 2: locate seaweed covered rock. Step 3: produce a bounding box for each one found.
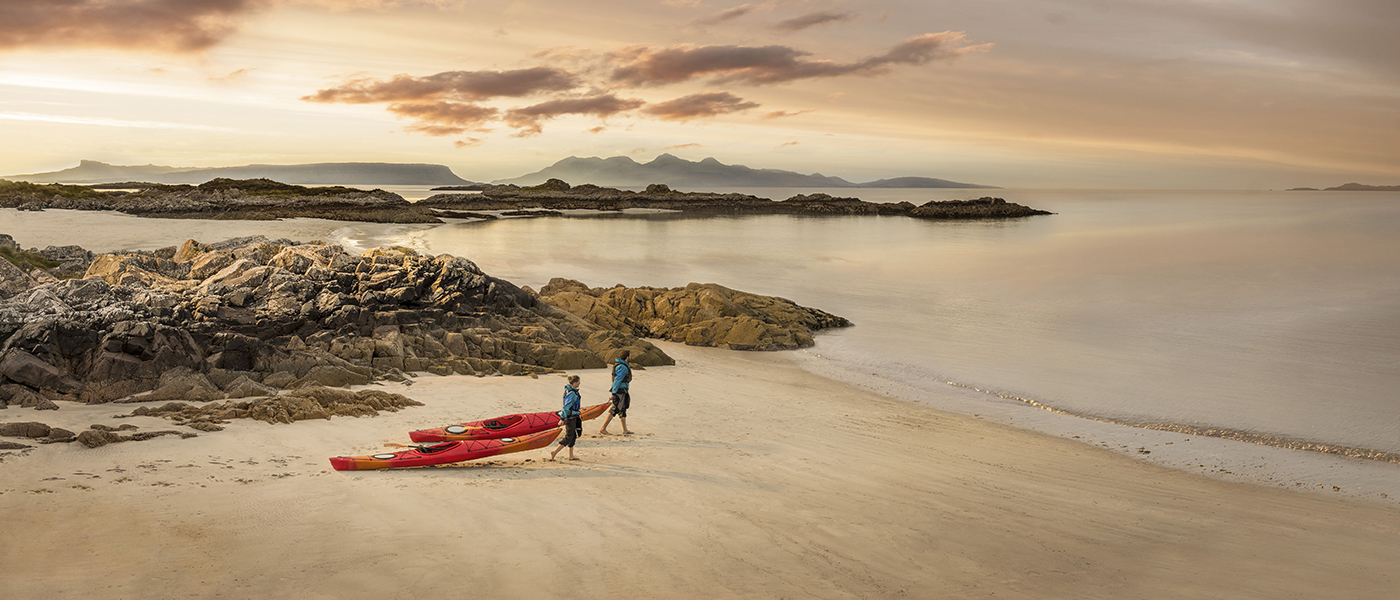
[537,279,850,350]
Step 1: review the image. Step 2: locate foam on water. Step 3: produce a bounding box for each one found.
[794,332,1400,503]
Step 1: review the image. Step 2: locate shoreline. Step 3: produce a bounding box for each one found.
[2,341,1398,598]
[790,341,1400,504]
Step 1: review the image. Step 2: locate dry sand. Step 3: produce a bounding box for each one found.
[1,341,1397,599]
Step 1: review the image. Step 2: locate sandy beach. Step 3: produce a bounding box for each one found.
[2,341,1397,599]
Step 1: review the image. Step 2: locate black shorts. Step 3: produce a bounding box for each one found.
[559,416,581,447]
[609,389,631,418]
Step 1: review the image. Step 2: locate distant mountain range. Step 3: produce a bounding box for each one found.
[3,160,473,185]
[3,155,996,189]
[494,154,997,189]
[1287,183,1400,192]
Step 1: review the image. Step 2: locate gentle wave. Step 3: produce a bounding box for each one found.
[943,381,1400,464]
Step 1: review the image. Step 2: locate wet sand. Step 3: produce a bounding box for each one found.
[1,341,1397,599]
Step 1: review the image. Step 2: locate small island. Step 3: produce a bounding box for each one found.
[1287,183,1400,192]
[420,179,1052,220]
[0,178,1052,223]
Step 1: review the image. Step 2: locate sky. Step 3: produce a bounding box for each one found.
[0,0,1396,188]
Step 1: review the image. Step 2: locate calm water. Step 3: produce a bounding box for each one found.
[399,189,1400,458]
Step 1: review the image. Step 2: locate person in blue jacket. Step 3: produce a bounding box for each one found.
[549,375,583,461]
[598,350,633,435]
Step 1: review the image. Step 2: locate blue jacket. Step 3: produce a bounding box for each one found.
[559,384,581,419]
[610,358,632,394]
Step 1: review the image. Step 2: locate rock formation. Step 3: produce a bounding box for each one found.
[1,177,1050,224]
[0,178,439,223]
[125,386,424,429]
[535,279,850,351]
[419,181,1051,220]
[0,231,853,443]
[0,235,671,413]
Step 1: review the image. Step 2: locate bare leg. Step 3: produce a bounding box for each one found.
[620,416,631,435]
[599,412,614,435]
[548,444,561,461]
[568,447,578,460]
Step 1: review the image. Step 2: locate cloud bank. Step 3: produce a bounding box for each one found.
[772,11,855,32]
[302,67,578,103]
[642,92,759,121]
[302,31,989,143]
[0,0,458,52]
[610,32,990,86]
[0,0,261,52]
[504,94,645,136]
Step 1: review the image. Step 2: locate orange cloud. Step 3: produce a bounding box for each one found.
[696,4,757,25]
[210,67,254,82]
[303,67,577,104]
[388,102,500,134]
[771,11,855,32]
[761,109,813,119]
[664,143,704,150]
[0,0,260,52]
[504,94,645,136]
[609,32,989,86]
[642,91,759,121]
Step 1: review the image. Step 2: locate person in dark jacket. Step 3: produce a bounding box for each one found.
[549,375,583,461]
[598,350,632,435]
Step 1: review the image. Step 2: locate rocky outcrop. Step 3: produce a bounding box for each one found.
[3,177,1049,224]
[36,245,95,279]
[0,254,38,297]
[0,178,440,223]
[536,279,850,350]
[0,421,76,443]
[420,182,1051,220]
[907,197,1052,219]
[0,420,188,448]
[1,233,853,419]
[0,236,672,412]
[75,426,188,448]
[127,386,424,428]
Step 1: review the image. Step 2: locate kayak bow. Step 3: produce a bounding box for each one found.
[329,427,561,471]
[409,402,608,443]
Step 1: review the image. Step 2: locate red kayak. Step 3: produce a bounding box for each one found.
[409,402,609,443]
[329,428,561,471]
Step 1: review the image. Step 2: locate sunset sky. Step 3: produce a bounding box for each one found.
[1,0,1396,188]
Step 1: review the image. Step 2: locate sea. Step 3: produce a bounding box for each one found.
[5,186,1399,500]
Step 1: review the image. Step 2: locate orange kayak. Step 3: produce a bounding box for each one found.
[409,402,608,443]
[329,428,561,471]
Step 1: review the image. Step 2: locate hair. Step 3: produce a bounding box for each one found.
[619,350,631,359]
[567,375,580,384]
